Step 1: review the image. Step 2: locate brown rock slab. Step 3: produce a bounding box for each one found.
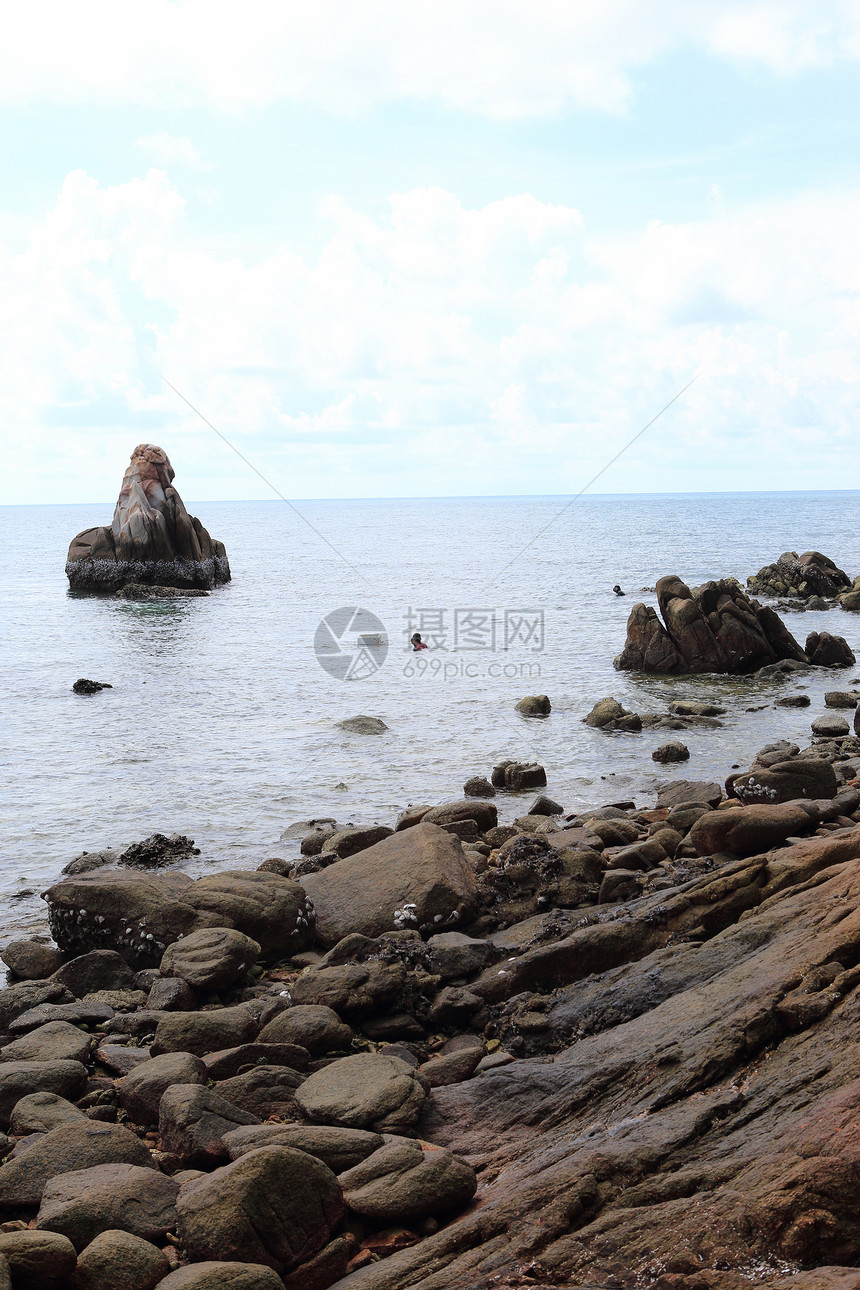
[257,1004,352,1056]
[150,1006,258,1058]
[0,1020,91,1066]
[0,1060,87,1129]
[690,803,813,857]
[8,1092,85,1136]
[158,1085,260,1167]
[157,1263,284,1289]
[0,942,63,981]
[0,1231,76,1290]
[223,1123,383,1171]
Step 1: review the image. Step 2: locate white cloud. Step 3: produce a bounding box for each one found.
[2,168,860,502]
[136,133,213,171]
[1,2,860,117]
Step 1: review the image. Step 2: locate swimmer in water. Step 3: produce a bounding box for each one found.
[411,632,428,651]
[613,585,625,596]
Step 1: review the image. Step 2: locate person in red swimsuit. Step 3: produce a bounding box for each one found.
[411,632,428,651]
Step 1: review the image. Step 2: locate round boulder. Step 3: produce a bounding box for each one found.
[257,1005,352,1057]
[159,928,261,992]
[1,941,63,981]
[9,1092,85,1136]
[0,1231,77,1290]
[65,1229,168,1290]
[295,1053,428,1134]
[812,714,851,737]
[175,1145,344,1275]
[117,1051,207,1125]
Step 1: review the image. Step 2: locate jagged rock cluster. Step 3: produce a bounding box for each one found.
[747,550,852,600]
[615,574,855,674]
[66,445,230,592]
[6,717,860,1286]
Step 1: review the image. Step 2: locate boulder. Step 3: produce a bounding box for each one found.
[301,823,478,947]
[652,741,690,763]
[159,1085,260,1167]
[156,1262,284,1290]
[427,932,495,979]
[1,942,63,981]
[202,1042,310,1079]
[213,1066,304,1120]
[690,803,813,858]
[748,550,852,599]
[463,776,496,798]
[52,950,135,997]
[325,826,394,857]
[257,1005,353,1056]
[180,872,316,958]
[35,1163,180,1249]
[0,1020,90,1066]
[65,443,230,591]
[0,1061,87,1129]
[150,1007,259,1058]
[339,1139,477,1222]
[0,1231,76,1289]
[295,1054,427,1134]
[289,962,405,1020]
[159,927,261,992]
[65,1229,168,1290]
[616,576,806,675]
[0,1121,156,1207]
[806,631,856,668]
[146,976,196,1011]
[222,1123,382,1172]
[515,695,551,716]
[527,794,564,816]
[812,714,851,737]
[9,1001,114,1032]
[733,759,839,805]
[44,872,209,967]
[423,800,498,832]
[826,692,859,709]
[117,1052,208,1125]
[584,697,642,731]
[491,762,548,790]
[656,780,723,809]
[9,1093,85,1136]
[175,1146,344,1273]
[0,982,74,1032]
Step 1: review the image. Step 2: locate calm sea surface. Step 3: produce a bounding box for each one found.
[2,492,860,938]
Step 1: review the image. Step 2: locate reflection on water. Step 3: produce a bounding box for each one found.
[2,491,860,936]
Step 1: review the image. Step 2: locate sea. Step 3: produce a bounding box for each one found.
[2,491,860,940]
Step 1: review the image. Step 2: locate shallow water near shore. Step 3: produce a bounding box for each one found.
[2,490,860,939]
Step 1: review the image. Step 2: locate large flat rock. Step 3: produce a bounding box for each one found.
[300,823,478,947]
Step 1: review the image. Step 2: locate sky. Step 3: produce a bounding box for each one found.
[3,1,860,505]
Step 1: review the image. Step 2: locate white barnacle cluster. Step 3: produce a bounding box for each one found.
[393,903,419,929]
[289,896,316,940]
[47,900,164,964]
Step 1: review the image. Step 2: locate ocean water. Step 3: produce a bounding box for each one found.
[2,491,860,939]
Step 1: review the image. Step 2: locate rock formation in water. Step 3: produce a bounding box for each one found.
[747,550,852,600]
[65,445,230,592]
[614,574,835,674]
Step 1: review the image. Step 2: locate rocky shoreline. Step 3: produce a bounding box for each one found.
[5,692,860,1288]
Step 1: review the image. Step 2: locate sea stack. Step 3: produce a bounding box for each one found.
[65,444,230,592]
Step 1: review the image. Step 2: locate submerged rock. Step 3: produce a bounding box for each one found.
[65,444,230,592]
[72,678,112,694]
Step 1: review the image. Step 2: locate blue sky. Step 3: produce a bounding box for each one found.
[2,2,860,504]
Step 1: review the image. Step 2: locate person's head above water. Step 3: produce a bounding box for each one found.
[411,632,422,644]
[613,585,625,596]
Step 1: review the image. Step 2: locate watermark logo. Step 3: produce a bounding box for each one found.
[314,607,388,680]
[404,607,544,652]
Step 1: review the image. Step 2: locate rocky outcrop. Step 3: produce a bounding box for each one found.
[616,575,808,674]
[65,444,230,591]
[748,550,852,599]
